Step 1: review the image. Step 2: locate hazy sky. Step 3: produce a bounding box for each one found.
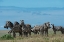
[0,0,64,8]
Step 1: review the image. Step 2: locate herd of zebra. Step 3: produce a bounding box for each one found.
[4,20,64,38]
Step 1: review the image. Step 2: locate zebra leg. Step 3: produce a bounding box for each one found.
[45,30,48,36]
[28,31,31,36]
[8,30,12,35]
[54,30,56,34]
[61,31,63,34]
[13,31,16,38]
[41,30,44,36]
[35,30,38,34]
[19,31,22,37]
[40,30,44,36]
[38,31,39,34]
[26,32,28,37]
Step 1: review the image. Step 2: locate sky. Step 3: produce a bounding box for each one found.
[0,0,64,8]
[0,0,64,30]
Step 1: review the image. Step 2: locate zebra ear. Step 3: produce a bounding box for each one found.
[20,20,22,21]
[6,21,10,23]
[53,24,54,25]
[20,20,24,21]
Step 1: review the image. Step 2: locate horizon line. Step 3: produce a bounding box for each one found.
[0,6,64,8]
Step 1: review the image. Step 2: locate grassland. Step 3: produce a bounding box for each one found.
[0,29,64,42]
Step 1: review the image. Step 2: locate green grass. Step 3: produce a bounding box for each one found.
[0,34,14,40]
[0,29,64,42]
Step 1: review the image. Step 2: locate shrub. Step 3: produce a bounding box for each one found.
[0,34,14,40]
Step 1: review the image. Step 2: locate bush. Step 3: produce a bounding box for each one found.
[0,34,14,40]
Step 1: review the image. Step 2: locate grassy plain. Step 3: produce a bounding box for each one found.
[0,29,64,42]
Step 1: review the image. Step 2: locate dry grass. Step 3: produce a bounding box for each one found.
[0,29,64,42]
[0,30,9,37]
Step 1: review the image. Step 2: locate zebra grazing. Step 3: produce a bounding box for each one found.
[51,24,63,34]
